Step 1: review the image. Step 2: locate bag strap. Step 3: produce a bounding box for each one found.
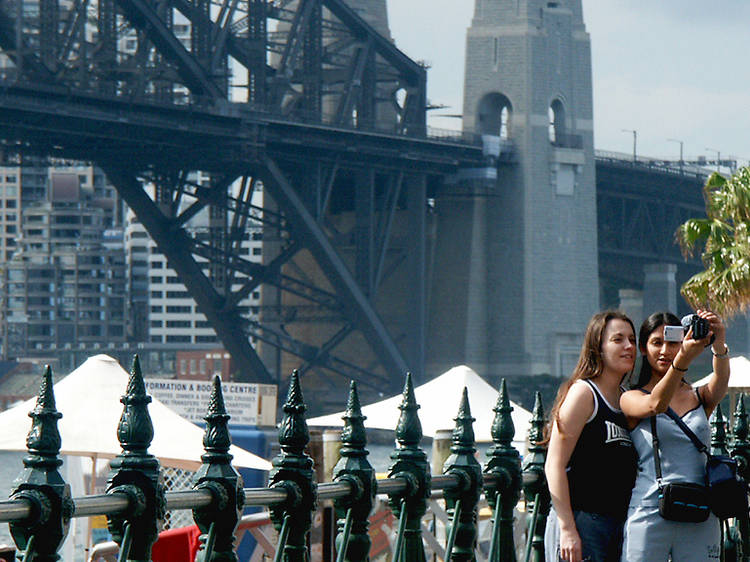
[650,415,665,488]
[664,407,709,456]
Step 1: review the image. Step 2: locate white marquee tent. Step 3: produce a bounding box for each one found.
[308,365,533,450]
[693,355,750,417]
[0,354,272,471]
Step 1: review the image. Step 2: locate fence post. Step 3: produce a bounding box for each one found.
[387,373,429,562]
[268,370,318,561]
[9,366,73,562]
[521,392,549,562]
[483,378,521,562]
[710,403,728,456]
[192,376,245,561]
[730,394,750,561]
[105,355,166,562]
[332,381,376,562]
[442,387,482,561]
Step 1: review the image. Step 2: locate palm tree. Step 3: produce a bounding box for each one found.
[677,167,750,318]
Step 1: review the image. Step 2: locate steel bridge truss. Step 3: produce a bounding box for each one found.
[596,162,705,304]
[0,0,475,391]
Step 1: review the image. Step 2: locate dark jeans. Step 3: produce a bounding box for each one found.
[570,511,625,562]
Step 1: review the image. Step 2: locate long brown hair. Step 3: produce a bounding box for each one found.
[543,310,635,443]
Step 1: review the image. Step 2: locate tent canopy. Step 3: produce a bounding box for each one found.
[0,355,271,471]
[308,365,532,446]
[693,356,750,389]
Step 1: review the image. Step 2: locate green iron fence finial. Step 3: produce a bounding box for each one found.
[729,394,750,562]
[10,366,73,562]
[522,392,550,562]
[484,378,521,562]
[106,354,166,562]
[192,375,244,562]
[269,370,317,562]
[333,381,375,561]
[388,372,429,562]
[710,402,728,456]
[395,372,422,449]
[442,387,482,561]
[116,355,154,454]
[25,366,62,466]
[201,375,233,462]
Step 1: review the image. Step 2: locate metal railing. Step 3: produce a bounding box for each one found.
[0,356,749,561]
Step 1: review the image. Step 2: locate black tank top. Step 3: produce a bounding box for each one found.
[566,379,637,519]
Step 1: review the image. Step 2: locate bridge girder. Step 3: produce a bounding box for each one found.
[0,0,486,392]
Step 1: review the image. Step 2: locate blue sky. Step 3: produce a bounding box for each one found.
[387,1,750,166]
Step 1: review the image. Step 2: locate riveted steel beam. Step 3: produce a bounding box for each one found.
[261,156,409,387]
[102,165,274,383]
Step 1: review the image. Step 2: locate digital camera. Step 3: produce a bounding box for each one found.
[663,325,684,342]
[681,314,709,340]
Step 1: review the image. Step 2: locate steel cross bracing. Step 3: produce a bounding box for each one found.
[595,160,706,306]
[0,0,484,390]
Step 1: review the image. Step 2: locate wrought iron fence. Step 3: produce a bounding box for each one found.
[0,356,748,561]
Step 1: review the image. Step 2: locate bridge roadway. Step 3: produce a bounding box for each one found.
[0,82,484,172]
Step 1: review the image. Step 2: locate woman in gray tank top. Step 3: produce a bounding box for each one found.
[619,310,730,561]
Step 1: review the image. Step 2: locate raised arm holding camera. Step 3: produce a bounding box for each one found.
[619,309,730,562]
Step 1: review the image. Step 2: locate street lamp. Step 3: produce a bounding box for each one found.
[622,129,637,162]
[667,138,684,173]
[706,147,721,173]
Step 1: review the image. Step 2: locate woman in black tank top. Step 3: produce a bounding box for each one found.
[544,311,638,562]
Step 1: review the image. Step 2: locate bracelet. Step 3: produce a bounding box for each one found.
[712,343,729,357]
[671,361,688,373]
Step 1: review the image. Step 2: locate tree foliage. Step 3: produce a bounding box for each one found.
[677,168,750,317]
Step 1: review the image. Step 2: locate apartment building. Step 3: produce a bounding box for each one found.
[1,167,126,358]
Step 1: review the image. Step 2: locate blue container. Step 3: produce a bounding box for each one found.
[230,426,273,560]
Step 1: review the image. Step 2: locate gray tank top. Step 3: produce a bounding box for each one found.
[629,401,709,508]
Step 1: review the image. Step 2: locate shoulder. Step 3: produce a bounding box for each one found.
[559,380,596,419]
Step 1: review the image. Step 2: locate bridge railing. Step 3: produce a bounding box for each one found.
[0,356,748,561]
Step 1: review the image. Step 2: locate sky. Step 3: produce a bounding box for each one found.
[386,1,750,167]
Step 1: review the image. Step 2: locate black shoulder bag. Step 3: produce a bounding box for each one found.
[651,415,711,522]
[663,408,748,520]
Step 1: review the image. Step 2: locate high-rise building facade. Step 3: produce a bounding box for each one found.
[0,165,126,357]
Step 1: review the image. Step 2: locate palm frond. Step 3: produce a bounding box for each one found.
[679,166,750,319]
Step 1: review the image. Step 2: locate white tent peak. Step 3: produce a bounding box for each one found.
[0,354,271,471]
[308,365,532,446]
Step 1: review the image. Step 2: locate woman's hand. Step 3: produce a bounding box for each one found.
[698,309,726,350]
[559,523,583,562]
[679,324,706,363]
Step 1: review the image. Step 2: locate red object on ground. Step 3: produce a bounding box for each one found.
[151,525,202,562]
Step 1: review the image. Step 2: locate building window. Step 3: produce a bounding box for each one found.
[548,98,566,145]
[167,335,191,343]
[166,291,190,298]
